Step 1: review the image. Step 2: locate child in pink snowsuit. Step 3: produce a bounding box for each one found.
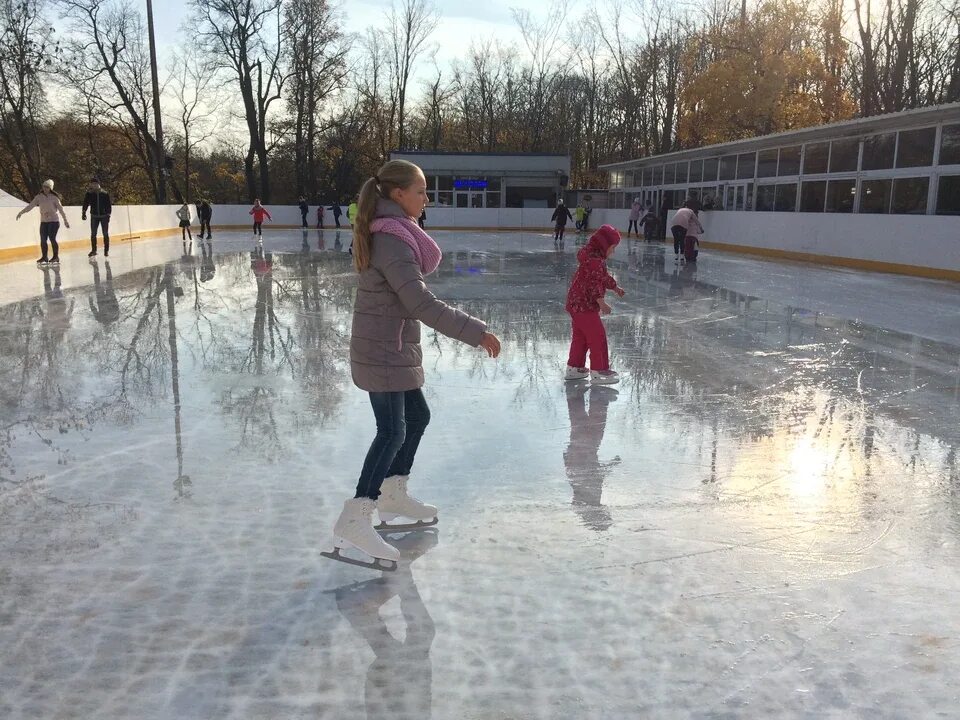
[564,224,625,385]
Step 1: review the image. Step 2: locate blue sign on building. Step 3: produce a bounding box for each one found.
[453,178,489,189]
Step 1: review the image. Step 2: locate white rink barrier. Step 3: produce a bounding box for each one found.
[593,207,960,280]
[2,202,956,279]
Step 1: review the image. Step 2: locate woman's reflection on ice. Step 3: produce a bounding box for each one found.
[332,529,438,720]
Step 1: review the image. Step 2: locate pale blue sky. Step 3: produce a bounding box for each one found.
[152,0,538,76]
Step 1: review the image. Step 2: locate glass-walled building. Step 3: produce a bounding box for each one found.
[601,103,960,216]
[390,151,570,209]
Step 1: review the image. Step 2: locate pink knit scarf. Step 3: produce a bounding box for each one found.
[369,216,443,275]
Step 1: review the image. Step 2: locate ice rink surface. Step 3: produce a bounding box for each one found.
[1,228,959,719]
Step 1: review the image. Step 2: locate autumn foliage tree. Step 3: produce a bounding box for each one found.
[677,0,855,146]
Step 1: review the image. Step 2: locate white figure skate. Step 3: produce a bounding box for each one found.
[375,476,438,531]
[591,370,620,385]
[322,498,400,571]
[564,366,589,381]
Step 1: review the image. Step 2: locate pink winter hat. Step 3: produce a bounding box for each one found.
[588,224,621,253]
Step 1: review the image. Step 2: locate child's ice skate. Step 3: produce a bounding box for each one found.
[565,366,589,381]
[321,498,400,571]
[591,370,620,385]
[375,475,438,531]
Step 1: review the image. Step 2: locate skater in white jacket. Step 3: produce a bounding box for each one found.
[16,179,71,265]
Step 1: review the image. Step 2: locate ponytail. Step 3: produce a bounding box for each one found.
[353,177,381,272]
[352,158,425,272]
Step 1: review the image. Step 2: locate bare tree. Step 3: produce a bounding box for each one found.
[0,0,59,196]
[511,0,570,151]
[193,0,285,201]
[166,46,221,201]
[388,0,438,150]
[282,0,349,198]
[58,0,164,200]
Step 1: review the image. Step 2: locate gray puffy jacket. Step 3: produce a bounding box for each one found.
[350,198,486,392]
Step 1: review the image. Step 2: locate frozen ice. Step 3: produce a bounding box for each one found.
[1,228,959,719]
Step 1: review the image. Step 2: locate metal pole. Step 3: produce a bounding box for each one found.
[145,0,166,203]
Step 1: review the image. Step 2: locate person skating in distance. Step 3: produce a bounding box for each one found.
[564,224,626,385]
[249,199,272,239]
[82,177,112,257]
[16,179,70,266]
[322,159,501,571]
[551,199,574,245]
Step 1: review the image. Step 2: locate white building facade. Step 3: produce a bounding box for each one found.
[600,104,960,278]
[389,151,571,210]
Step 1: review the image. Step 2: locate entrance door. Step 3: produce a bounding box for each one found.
[455,190,484,208]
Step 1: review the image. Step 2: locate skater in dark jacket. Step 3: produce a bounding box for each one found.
[564,224,625,385]
[82,177,112,257]
[552,200,574,244]
[323,159,501,571]
[640,205,658,243]
[198,199,213,239]
[298,197,309,228]
[328,202,343,228]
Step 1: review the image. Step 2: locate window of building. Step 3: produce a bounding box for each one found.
[669,189,687,209]
[774,183,798,211]
[642,167,652,186]
[689,159,703,183]
[939,124,960,166]
[674,162,689,184]
[486,190,501,207]
[505,186,554,208]
[701,187,719,209]
[826,179,856,212]
[778,145,801,176]
[756,184,776,211]
[829,138,859,173]
[652,165,664,185]
[703,158,719,182]
[936,175,960,215]
[896,127,936,168]
[757,149,778,177]
[719,155,737,181]
[859,179,891,213]
[891,177,929,213]
[437,191,452,206]
[736,152,756,180]
[803,142,829,174]
[663,163,676,184]
[800,180,826,211]
[862,133,896,170]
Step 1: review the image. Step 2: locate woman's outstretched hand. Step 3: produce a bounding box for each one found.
[479,332,501,358]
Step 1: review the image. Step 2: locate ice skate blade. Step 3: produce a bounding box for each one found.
[375,517,438,532]
[320,547,397,571]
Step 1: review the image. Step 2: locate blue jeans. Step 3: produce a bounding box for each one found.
[355,389,431,500]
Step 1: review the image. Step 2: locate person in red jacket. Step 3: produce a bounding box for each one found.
[249,199,272,237]
[564,224,626,385]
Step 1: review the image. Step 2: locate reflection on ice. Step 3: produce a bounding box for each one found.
[0,230,959,718]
